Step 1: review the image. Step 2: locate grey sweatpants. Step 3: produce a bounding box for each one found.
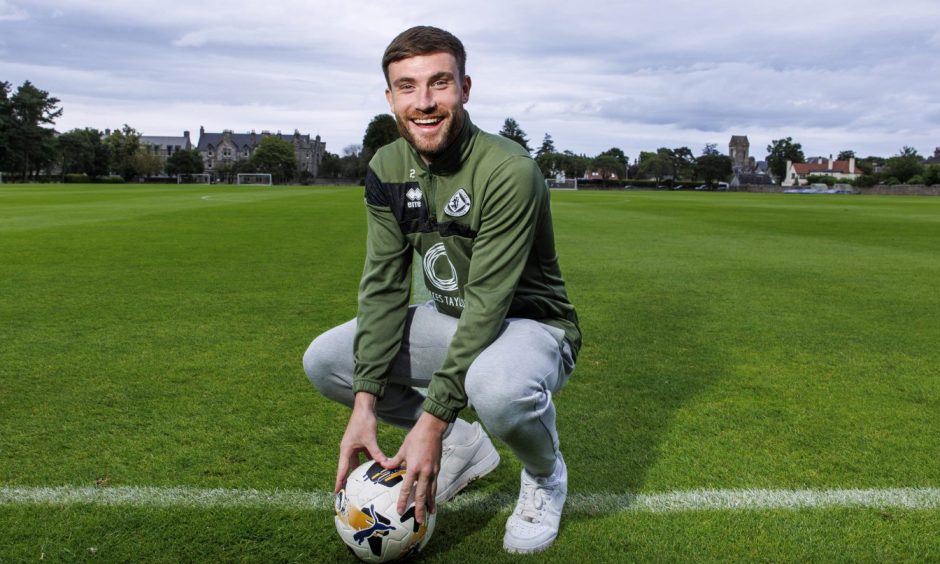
[303,301,575,476]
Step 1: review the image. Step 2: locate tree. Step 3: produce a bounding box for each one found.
[694,153,733,187]
[362,114,400,160]
[591,155,623,180]
[532,134,558,178]
[0,81,12,174]
[922,164,940,187]
[165,148,205,176]
[701,143,720,156]
[837,150,856,161]
[104,125,143,180]
[498,118,531,153]
[637,149,673,184]
[671,146,695,180]
[883,147,924,183]
[339,144,366,180]
[5,80,62,180]
[58,127,111,178]
[318,151,343,178]
[766,137,805,184]
[597,147,629,179]
[250,136,297,183]
[536,134,556,158]
[557,150,590,180]
[131,148,163,179]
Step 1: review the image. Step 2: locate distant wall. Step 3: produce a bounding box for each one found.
[734,184,940,196]
[858,185,940,196]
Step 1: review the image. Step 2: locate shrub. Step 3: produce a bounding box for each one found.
[923,165,940,186]
[64,173,91,183]
[806,174,838,187]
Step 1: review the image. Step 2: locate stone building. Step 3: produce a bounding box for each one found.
[137,131,193,174]
[195,127,325,179]
[729,134,774,186]
[924,147,940,165]
[729,135,754,172]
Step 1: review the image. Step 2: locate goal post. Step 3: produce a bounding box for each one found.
[177,173,212,184]
[236,173,273,186]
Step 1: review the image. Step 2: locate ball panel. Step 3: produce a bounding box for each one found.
[334,460,436,562]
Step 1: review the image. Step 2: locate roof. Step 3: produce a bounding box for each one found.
[196,130,316,151]
[140,135,189,146]
[792,160,858,175]
[729,135,749,145]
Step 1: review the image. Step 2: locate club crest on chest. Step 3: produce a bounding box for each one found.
[444,188,471,217]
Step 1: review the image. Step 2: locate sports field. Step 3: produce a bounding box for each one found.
[1,183,938,561]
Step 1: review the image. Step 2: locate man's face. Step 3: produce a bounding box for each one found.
[385,52,471,163]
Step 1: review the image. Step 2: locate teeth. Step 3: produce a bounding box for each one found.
[414,118,441,125]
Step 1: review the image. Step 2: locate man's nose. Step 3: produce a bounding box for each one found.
[415,87,436,112]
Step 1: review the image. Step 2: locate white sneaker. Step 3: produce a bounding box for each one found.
[503,453,567,554]
[436,420,500,504]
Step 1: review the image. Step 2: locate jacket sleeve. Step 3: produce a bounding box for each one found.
[422,157,545,422]
[352,169,413,397]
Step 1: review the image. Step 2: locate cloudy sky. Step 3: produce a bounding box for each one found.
[2,0,939,161]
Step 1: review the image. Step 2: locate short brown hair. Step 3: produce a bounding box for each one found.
[382,26,467,85]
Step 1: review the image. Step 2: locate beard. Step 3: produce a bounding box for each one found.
[395,107,465,161]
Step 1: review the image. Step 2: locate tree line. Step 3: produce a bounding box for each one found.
[3,80,936,186]
[331,114,736,187]
[0,80,304,183]
[764,137,940,187]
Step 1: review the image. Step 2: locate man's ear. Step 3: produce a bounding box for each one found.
[385,88,393,110]
[461,75,472,104]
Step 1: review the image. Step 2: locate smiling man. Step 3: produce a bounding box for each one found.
[303,26,581,554]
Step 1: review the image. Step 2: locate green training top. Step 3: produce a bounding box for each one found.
[352,114,581,423]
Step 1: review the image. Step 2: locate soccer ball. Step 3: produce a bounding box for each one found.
[335,460,436,562]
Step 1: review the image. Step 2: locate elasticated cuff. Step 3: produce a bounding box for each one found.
[351,379,385,398]
[421,397,458,423]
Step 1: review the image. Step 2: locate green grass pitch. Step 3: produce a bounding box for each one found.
[1,183,939,561]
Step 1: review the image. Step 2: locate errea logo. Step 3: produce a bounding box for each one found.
[406,186,423,209]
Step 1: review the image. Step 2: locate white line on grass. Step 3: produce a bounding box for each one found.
[3,486,939,514]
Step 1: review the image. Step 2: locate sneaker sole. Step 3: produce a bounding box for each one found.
[503,534,557,554]
[436,441,501,503]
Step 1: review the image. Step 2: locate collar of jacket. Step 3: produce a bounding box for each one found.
[407,110,478,176]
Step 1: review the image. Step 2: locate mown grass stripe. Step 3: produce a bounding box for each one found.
[3,486,939,514]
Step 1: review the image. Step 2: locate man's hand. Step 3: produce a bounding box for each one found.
[335,392,388,493]
[384,412,448,524]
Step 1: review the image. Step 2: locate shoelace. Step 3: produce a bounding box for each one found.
[518,480,551,523]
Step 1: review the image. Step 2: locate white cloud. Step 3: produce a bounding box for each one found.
[4,0,940,158]
[0,0,27,21]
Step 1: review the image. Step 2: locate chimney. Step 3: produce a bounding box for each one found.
[849,157,856,174]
